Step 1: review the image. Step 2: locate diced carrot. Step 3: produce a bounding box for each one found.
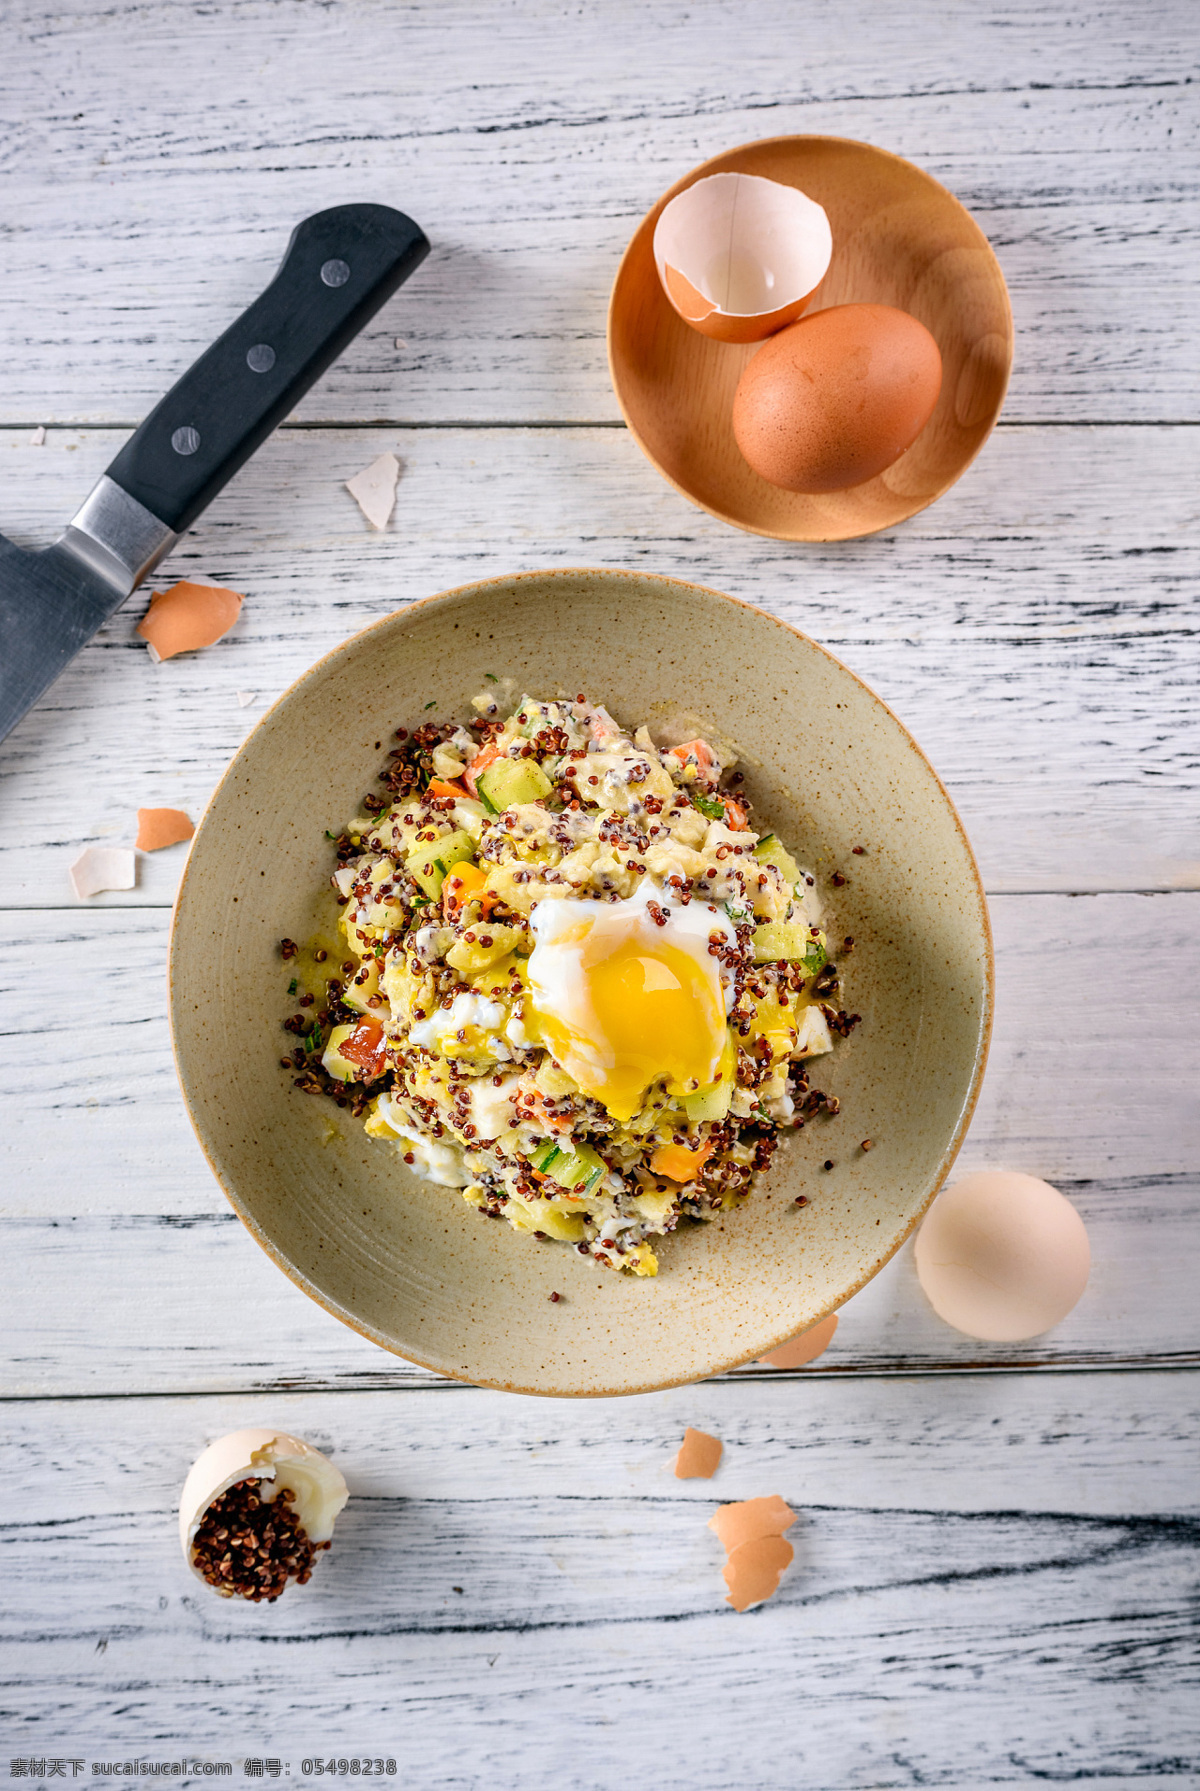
[722,795,748,830]
[339,1016,388,1078]
[649,1140,715,1182]
[428,777,467,800]
[463,743,501,797]
[669,738,716,772]
[443,860,488,917]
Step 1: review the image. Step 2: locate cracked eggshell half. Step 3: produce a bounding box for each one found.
[178,1428,349,1574]
[652,172,832,344]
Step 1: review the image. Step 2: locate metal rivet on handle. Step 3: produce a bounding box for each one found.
[246,343,276,373]
[171,426,201,456]
[320,258,351,288]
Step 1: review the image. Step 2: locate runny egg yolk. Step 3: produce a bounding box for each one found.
[527,894,732,1123]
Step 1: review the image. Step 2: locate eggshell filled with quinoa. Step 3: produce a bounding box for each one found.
[179,1428,348,1601]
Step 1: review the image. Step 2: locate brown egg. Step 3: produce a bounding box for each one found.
[731,303,943,493]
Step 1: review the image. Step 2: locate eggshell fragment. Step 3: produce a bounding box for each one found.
[179,1428,348,1580]
[136,581,244,660]
[915,1171,1091,1342]
[69,845,135,899]
[732,303,943,492]
[236,690,257,708]
[708,1494,796,1555]
[723,1534,795,1612]
[346,451,400,530]
[674,1426,722,1479]
[653,173,832,344]
[757,1312,838,1369]
[135,807,194,852]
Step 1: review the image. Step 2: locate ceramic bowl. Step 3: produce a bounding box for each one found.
[170,569,992,1396]
[609,135,1013,542]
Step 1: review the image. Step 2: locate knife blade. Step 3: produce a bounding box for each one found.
[0,203,429,745]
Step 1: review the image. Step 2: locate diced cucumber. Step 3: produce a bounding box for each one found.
[551,1145,607,1198]
[405,829,476,900]
[530,1138,607,1198]
[752,921,828,967]
[477,757,553,813]
[753,834,801,886]
[682,1080,733,1123]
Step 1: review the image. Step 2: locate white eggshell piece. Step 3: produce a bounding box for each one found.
[915,1171,1091,1342]
[653,173,832,341]
[69,845,136,900]
[178,1428,349,1575]
[345,451,400,530]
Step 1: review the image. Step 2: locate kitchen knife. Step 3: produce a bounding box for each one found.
[0,203,429,745]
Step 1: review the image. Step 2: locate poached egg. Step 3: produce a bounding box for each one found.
[526,882,737,1122]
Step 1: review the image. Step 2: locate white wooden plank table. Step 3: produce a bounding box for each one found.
[1,3,1197,1785]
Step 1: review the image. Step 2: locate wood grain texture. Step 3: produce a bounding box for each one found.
[2,0,1198,1776]
[1,424,1197,904]
[1,1,1197,426]
[2,895,1196,1392]
[3,1376,1197,1784]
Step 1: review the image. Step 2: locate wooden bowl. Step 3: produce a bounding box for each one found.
[608,137,1013,542]
[170,570,992,1396]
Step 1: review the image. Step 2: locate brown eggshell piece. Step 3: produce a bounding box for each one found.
[136,581,244,660]
[708,1494,796,1554]
[757,1312,838,1369]
[135,807,195,852]
[723,1533,795,1612]
[732,303,943,493]
[673,1426,723,1479]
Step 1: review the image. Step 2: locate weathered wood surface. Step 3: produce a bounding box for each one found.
[2,893,1196,1393]
[3,1376,1198,1784]
[1,424,1198,904]
[2,0,1198,1780]
[1,0,1197,425]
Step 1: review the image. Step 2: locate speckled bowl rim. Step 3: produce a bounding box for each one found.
[169,568,994,1395]
[607,133,1015,543]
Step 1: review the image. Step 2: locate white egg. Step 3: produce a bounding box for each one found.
[526,880,736,1122]
[915,1171,1091,1342]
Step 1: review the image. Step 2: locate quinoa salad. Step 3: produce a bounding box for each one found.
[279,693,860,1275]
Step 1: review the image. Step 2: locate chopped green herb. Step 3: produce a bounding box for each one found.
[424,700,436,711]
[325,829,337,841]
[690,791,725,821]
[287,977,298,996]
[485,672,499,683]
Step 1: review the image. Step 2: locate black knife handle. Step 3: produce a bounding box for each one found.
[105,204,429,534]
